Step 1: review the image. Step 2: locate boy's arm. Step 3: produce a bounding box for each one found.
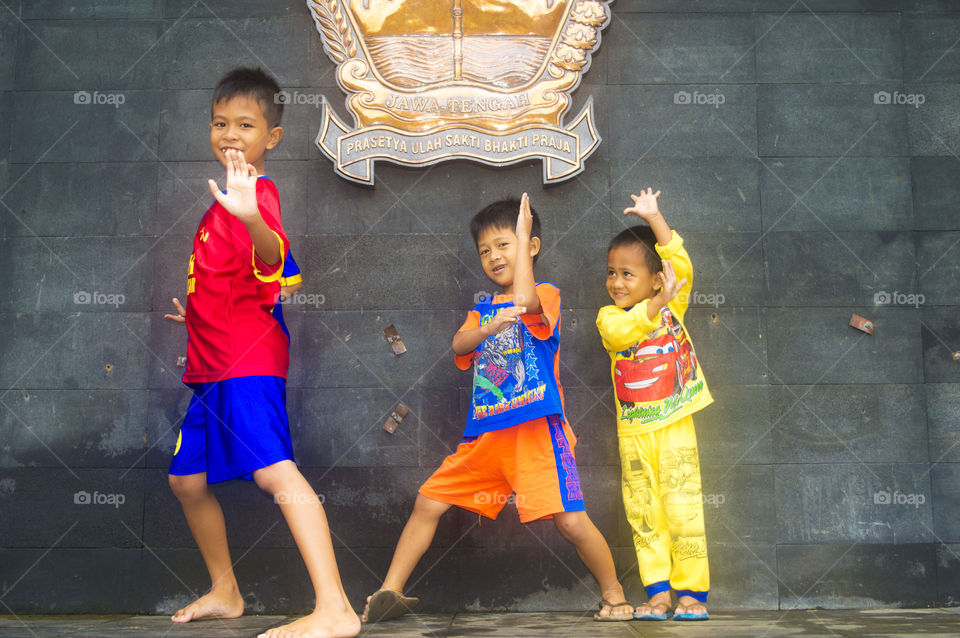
[656,232,693,313]
[641,259,687,320]
[624,188,692,312]
[279,281,302,301]
[624,188,672,247]
[208,149,282,266]
[596,304,659,352]
[452,306,526,356]
[512,193,541,315]
[521,283,560,340]
[597,262,686,350]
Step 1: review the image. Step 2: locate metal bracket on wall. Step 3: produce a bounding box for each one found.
[384,324,407,355]
[849,314,874,335]
[383,403,410,434]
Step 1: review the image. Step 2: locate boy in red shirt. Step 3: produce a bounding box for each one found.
[163,67,359,638]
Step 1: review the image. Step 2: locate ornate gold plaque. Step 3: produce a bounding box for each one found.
[308,0,612,185]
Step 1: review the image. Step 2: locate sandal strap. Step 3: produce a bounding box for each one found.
[638,601,670,613]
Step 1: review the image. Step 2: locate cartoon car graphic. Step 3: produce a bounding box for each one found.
[614,333,681,403]
[677,338,697,384]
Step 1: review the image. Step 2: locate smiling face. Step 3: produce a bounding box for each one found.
[476,225,540,294]
[209,95,283,173]
[606,244,661,309]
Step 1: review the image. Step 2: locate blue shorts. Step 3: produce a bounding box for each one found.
[169,376,295,483]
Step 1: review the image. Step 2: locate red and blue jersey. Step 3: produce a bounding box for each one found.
[272,252,301,340]
[455,282,566,437]
[183,176,289,383]
[279,252,301,288]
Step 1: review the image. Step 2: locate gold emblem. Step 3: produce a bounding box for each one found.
[308,0,611,184]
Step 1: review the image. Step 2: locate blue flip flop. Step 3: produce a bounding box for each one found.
[633,603,671,621]
[674,611,709,621]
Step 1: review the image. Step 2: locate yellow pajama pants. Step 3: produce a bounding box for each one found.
[618,415,710,601]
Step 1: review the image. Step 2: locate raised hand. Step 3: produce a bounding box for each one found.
[163,297,186,324]
[208,149,260,224]
[515,192,533,241]
[657,259,687,303]
[624,187,662,221]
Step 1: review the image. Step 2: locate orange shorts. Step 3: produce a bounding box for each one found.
[419,415,585,523]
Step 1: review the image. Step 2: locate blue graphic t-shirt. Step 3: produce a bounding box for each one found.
[455,282,566,437]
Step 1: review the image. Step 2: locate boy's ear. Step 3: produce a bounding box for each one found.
[265,125,284,150]
[654,270,665,290]
[528,236,541,257]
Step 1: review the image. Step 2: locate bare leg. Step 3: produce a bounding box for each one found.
[252,461,360,638]
[168,473,245,623]
[552,511,633,618]
[362,494,452,621]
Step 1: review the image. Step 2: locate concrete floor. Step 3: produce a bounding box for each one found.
[1,609,959,637]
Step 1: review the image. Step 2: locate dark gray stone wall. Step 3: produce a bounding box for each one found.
[1,0,958,615]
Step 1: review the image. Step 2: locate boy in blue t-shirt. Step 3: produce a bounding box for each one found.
[361,195,634,624]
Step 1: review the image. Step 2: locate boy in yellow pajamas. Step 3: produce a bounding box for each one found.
[596,187,713,621]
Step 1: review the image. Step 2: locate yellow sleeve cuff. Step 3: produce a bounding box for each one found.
[279,273,302,287]
[252,231,286,283]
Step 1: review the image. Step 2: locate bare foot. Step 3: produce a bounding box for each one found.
[634,590,672,619]
[171,587,244,623]
[258,607,361,638]
[360,592,375,623]
[361,589,417,623]
[675,594,708,618]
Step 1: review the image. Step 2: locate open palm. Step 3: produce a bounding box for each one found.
[208,149,259,223]
[624,187,662,221]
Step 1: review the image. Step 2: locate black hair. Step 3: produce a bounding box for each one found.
[470,198,542,264]
[608,225,662,275]
[212,67,283,128]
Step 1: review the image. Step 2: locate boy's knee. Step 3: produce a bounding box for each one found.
[252,460,298,496]
[553,511,587,540]
[252,466,282,495]
[168,473,207,500]
[412,493,451,520]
